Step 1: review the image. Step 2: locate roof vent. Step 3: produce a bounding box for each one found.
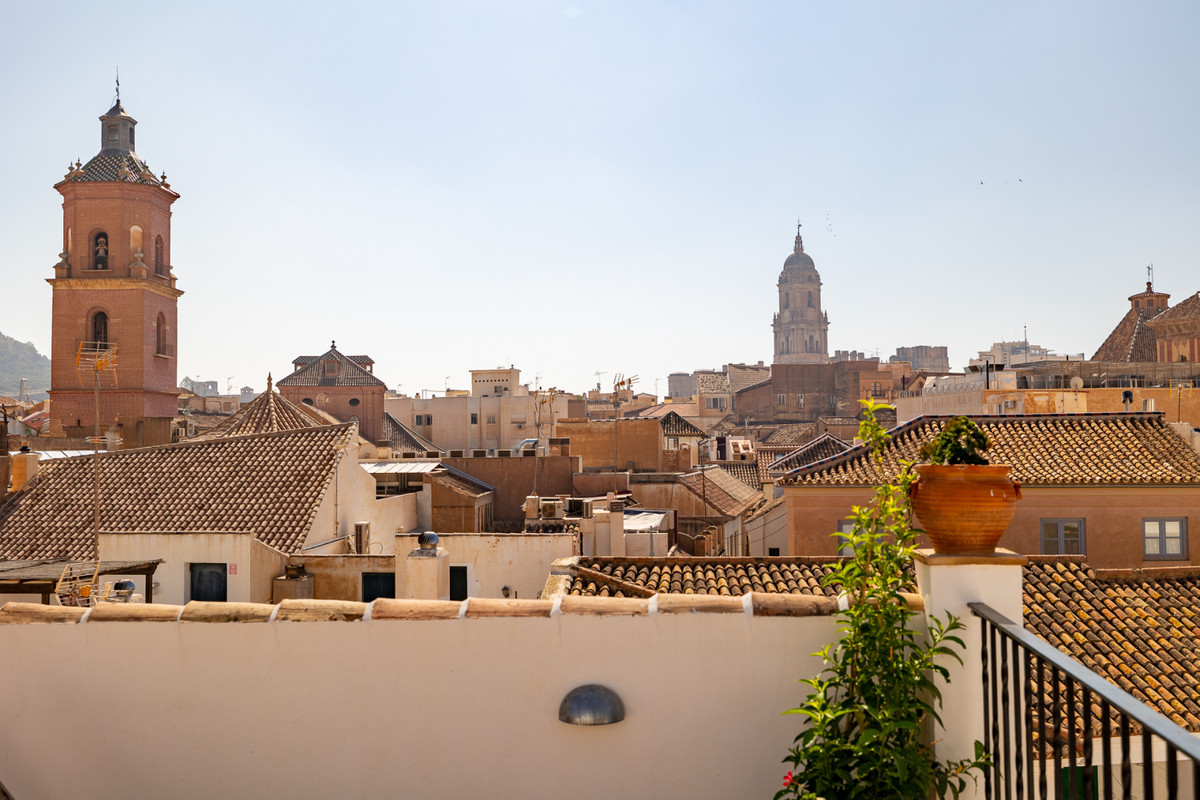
[418,531,439,550]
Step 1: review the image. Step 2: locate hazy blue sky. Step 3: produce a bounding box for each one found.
[2,2,1197,398]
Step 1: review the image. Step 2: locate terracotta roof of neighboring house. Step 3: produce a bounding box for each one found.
[660,410,705,437]
[712,460,761,489]
[756,446,795,483]
[726,365,771,393]
[696,371,729,394]
[1149,291,1200,325]
[384,413,443,454]
[1093,306,1161,362]
[57,153,165,187]
[192,387,328,441]
[781,412,1200,486]
[429,467,492,497]
[562,556,844,598]
[182,410,230,431]
[745,493,785,523]
[769,433,850,474]
[0,424,356,560]
[764,422,817,446]
[677,466,763,518]
[1023,557,1200,734]
[277,346,386,388]
[819,416,860,426]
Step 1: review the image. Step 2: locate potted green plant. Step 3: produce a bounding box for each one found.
[909,416,1021,555]
[777,402,988,800]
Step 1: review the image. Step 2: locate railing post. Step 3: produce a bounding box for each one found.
[915,548,1028,800]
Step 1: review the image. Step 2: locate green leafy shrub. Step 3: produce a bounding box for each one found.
[919,416,990,466]
[777,402,988,800]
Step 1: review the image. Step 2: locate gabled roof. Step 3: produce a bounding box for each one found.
[726,365,771,393]
[277,347,386,388]
[712,460,761,489]
[677,466,763,518]
[780,412,1200,487]
[1024,557,1200,733]
[192,385,328,441]
[763,422,816,446]
[659,410,704,437]
[428,466,493,498]
[756,446,795,483]
[0,424,356,559]
[383,413,443,455]
[769,433,850,474]
[1149,291,1200,325]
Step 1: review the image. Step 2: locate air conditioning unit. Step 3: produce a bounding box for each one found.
[1003,399,1018,409]
[497,449,512,457]
[539,499,564,519]
[449,449,465,458]
[522,449,536,457]
[353,522,370,554]
[472,449,488,458]
[581,499,594,519]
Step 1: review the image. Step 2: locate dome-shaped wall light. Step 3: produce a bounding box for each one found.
[559,684,625,725]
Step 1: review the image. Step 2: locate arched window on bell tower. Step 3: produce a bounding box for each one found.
[155,313,167,355]
[93,231,109,270]
[155,235,166,276]
[807,291,813,308]
[783,293,789,309]
[91,311,109,346]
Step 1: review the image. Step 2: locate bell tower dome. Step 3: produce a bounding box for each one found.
[772,224,829,364]
[47,93,183,447]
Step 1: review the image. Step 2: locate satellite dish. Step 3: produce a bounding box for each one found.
[1069,376,1084,390]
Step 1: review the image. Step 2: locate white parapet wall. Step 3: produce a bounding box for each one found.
[0,595,841,800]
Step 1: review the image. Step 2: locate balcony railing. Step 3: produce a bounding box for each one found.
[971,602,1200,800]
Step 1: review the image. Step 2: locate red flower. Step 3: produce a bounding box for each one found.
[782,771,795,788]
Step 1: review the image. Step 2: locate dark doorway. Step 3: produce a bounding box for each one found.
[449,566,468,601]
[190,563,228,602]
[362,572,395,603]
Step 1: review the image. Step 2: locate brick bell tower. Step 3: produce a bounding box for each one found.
[47,96,182,447]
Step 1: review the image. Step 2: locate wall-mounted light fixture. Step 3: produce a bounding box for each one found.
[559,684,625,725]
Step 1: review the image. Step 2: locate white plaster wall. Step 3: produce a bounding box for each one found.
[0,611,838,800]
[97,531,255,604]
[395,532,575,599]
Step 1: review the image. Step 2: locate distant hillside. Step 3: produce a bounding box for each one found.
[0,331,51,402]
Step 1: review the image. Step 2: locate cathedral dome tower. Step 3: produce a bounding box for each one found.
[772,226,829,364]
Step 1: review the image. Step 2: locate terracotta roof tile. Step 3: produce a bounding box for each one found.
[192,388,328,441]
[564,557,847,598]
[277,347,386,388]
[0,424,356,559]
[383,413,442,454]
[764,423,817,446]
[677,467,763,518]
[659,410,705,437]
[1093,308,1160,362]
[781,413,1200,487]
[1024,557,1200,734]
[769,433,849,474]
[1150,291,1200,324]
[712,460,761,489]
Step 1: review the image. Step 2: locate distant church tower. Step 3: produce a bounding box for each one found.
[47,97,182,447]
[772,225,829,364]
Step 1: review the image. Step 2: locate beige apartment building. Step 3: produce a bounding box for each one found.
[385,368,569,454]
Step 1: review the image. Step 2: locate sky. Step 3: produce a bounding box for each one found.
[1,1,1198,399]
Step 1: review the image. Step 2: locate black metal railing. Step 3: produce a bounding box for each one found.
[971,602,1200,800]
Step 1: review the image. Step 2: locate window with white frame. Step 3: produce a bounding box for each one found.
[1143,518,1187,559]
[1040,519,1084,555]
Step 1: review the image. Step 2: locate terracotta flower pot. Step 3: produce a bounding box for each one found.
[909,464,1021,555]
